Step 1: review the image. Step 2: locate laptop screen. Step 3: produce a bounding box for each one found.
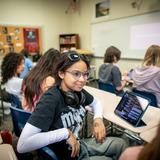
[114,91,150,126]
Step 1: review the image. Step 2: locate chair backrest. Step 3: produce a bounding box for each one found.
[10,94,22,109]
[10,106,31,137]
[0,86,11,102]
[132,88,158,107]
[0,85,22,108]
[98,81,116,94]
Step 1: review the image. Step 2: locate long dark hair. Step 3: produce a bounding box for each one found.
[20,49,29,58]
[1,52,24,84]
[138,123,160,160]
[53,51,90,85]
[22,48,60,109]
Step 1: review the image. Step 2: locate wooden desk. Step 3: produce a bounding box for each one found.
[0,144,18,160]
[84,86,160,134]
[140,126,158,142]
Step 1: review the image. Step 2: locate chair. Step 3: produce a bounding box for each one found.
[0,85,11,119]
[9,94,22,109]
[98,81,116,94]
[132,88,158,107]
[0,85,21,120]
[98,81,124,97]
[9,106,58,160]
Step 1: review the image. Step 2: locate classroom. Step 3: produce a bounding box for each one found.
[0,0,160,160]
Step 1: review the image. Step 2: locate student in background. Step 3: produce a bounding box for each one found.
[1,52,24,99]
[119,122,160,160]
[17,51,127,160]
[20,49,33,78]
[131,45,160,107]
[22,48,60,112]
[32,51,42,63]
[98,46,128,94]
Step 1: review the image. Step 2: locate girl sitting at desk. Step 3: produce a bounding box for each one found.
[131,45,160,107]
[98,46,129,94]
[17,51,127,160]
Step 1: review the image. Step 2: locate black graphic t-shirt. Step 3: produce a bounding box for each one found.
[28,86,93,159]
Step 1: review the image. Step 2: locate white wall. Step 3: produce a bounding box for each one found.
[0,0,70,52]
[70,0,160,75]
[71,0,160,49]
[0,0,160,75]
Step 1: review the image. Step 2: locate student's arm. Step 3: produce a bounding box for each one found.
[112,66,127,91]
[90,97,103,119]
[89,97,106,143]
[17,123,69,153]
[18,90,69,153]
[116,80,127,91]
[27,58,33,69]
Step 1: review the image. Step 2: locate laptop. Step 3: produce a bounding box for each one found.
[114,91,151,127]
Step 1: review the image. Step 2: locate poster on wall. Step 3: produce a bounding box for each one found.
[23,28,39,54]
[95,0,110,18]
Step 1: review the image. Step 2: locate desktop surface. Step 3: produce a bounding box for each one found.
[84,86,160,133]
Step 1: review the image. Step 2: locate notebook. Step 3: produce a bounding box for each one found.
[114,91,150,127]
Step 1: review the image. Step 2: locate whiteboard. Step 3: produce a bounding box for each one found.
[91,11,160,59]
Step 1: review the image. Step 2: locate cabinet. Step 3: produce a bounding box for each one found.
[59,34,79,52]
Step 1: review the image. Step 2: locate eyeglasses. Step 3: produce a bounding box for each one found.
[65,70,89,80]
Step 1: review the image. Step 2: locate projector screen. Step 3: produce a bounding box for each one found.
[91,11,160,59]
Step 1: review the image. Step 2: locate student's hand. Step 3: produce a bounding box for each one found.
[92,118,106,143]
[67,129,80,158]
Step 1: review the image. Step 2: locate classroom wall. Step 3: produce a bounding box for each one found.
[70,0,160,76]
[0,0,70,52]
[0,0,160,76]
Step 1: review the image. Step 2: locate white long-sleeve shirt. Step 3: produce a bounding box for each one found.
[17,97,103,153]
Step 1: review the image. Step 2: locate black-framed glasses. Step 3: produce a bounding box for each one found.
[65,70,89,80]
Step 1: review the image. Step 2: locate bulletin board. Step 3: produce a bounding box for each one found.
[0,25,42,56]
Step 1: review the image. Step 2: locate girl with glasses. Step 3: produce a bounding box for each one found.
[17,51,127,160]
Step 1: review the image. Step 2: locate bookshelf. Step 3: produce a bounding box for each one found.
[59,34,79,52]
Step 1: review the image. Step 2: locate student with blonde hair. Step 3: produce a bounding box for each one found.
[132,45,160,107]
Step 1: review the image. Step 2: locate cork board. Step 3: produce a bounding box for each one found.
[0,25,42,56]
